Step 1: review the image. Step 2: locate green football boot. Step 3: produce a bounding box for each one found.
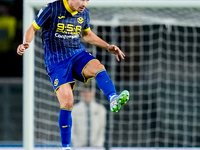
[110,90,129,113]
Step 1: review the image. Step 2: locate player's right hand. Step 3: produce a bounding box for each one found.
[17,42,30,55]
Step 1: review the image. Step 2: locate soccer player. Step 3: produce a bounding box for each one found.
[17,0,129,149]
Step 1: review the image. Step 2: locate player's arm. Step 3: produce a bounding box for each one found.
[17,24,38,55]
[82,29,125,61]
[17,3,51,56]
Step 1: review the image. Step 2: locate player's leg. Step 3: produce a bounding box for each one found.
[83,59,116,99]
[83,59,129,112]
[46,60,76,150]
[72,51,129,112]
[56,84,73,149]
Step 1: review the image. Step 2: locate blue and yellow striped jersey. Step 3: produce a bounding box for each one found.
[33,0,91,67]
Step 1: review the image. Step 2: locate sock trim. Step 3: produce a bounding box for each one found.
[60,107,72,111]
[95,69,106,77]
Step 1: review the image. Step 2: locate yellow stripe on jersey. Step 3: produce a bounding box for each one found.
[32,20,41,30]
[83,27,90,32]
[63,0,78,16]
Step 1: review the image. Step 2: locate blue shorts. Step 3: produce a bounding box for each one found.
[46,51,96,91]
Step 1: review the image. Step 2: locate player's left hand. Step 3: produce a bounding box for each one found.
[107,45,125,61]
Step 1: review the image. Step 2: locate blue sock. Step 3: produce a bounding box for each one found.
[95,69,117,101]
[59,108,72,148]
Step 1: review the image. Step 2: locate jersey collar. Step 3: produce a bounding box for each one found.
[63,0,78,16]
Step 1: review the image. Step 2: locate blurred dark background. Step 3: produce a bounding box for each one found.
[0,0,23,77]
[0,0,23,146]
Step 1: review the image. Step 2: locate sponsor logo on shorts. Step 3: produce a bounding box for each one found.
[54,79,59,86]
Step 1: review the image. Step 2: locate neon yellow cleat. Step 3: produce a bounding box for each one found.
[110,90,129,113]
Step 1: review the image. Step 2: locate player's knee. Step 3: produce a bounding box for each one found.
[58,92,74,108]
[59,97,74,108]
[84,61,105,77]
[56,88,74,108]
[62,101,73,108]
[91,63,105,77]
[96,63,105,71]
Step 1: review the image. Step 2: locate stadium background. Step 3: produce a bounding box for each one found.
[0,0,200,150]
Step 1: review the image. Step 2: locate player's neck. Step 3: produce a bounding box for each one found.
[66,0,76,11]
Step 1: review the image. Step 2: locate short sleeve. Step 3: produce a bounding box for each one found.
[83,10,90,32]
[32,4,52,30]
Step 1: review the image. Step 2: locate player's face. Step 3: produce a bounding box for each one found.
[71,0,89,13]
